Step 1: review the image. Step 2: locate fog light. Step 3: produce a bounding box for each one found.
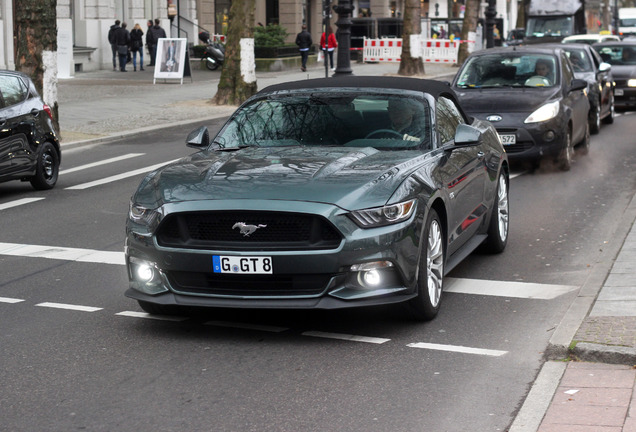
[136,264,154,282]
[362,269,381,286]
[543,130,555,142]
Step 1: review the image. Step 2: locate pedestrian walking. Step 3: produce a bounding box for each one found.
[320,26,337,71]
[114,22,131,72]
[108,19,121,71]
[130,23,145,71]
[148,19,167,67]
[295,25,312,72]
[146,20,155,66]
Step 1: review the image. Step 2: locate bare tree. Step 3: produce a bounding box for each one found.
[398,0,425,76]
[14,0,60,133]
[457,0,480,66]
[213,0,258,105]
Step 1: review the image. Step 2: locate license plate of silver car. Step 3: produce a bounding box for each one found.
[213,256,273,274]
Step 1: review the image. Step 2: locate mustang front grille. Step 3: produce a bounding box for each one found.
[156,211,342,251]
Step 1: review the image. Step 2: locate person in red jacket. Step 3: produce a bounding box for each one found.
[320,26,338,71]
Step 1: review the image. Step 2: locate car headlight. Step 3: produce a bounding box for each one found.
[129,201,160,228]
[524,100,560,123]
[349,199,417,228]
[628,79,636,87]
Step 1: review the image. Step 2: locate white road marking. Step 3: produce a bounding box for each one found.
[407,342,508,357]
[115,311,188,321]
[59,153,145,175]
[65,159,180,190]
[36,302,102,312]
[303,330,391,344]
[0,242,124,265]
[0,198,45,211]
[444,277,578,300]
[205,320,289,333]
[0,297,25,303]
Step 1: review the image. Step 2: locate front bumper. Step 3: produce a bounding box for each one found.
[613,85,636,110]
[125,199,424,310]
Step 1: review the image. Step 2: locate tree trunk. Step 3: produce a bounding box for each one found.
[457,0,479,67]
[213,0,258,105]
[398,0,425,76]
[14,0,60,135]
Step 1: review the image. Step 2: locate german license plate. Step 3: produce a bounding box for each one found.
[213,256,273,274]
[499,134,516,145]
[615,89,624,96]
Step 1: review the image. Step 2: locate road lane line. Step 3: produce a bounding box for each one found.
[0,242,124,265]
[303,330,391,344]
[0,198,45,211]
[0,297,25,303]
[59,153,145,175]
[407,342,508,357]
[36,302,102,312]
[444,277,578,300]
[205,320,289,333]
[65,159,180,190]
[115,311,188,321]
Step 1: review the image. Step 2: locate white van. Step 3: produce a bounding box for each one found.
[619,8,636,38]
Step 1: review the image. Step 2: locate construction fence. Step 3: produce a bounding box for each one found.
[362,36,476,64]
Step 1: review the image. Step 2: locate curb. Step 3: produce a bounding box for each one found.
[572,342,636,365]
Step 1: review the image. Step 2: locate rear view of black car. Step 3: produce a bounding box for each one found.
[452,46,590,171]
[0,70,61,190]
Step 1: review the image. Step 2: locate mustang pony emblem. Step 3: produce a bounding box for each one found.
[232,222,267,237]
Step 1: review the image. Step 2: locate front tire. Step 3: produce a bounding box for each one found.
[407,209,444,321]
[480,172,509,254]
[205,58,220,71]
[602,93,615,124]
[30,142,59,190]
[589,101,601,134]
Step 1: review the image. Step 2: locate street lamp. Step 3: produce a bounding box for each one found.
[333,0,354,75]
[485,0,497,48]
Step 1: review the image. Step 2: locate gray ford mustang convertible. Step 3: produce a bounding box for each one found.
[125,76,509,321]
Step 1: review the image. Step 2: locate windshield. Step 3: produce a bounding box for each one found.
[594,45,636,66]
[456,53,559,88]
[214,91,431,151]
[527,16,574,37]
[563,48,593,72]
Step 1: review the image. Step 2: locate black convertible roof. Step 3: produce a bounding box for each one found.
[258,76,458,101]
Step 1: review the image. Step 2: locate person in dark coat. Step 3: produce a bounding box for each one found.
[108,19,121,71]
[295,25,312,72]
[146,20,155,66]
[130,23,145,71]
[114,22,131,72]
[148,19,167,67]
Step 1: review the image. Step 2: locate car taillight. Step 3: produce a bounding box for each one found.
[43,104,53,120]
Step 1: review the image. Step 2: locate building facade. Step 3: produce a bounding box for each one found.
[0,0,519,76]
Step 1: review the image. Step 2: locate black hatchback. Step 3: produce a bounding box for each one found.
[0,70,61,189]
[452,46,590,170]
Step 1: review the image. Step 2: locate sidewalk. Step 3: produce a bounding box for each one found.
[57,60,636,432]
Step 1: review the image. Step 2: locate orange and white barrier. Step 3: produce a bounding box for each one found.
[363,37,470,64]
[363,38,403,62]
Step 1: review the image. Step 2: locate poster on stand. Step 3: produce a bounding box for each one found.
[154,38,187,83]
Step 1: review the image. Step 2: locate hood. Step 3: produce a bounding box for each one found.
[609,65,636,80]
[455,86,561,114]
[134,146,427,211]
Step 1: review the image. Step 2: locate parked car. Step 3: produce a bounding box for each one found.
[504,28,526,46]
[557,43,615,133]
[124,77,509,321]
[562,34,621,45]
[452,46,590,170]
[593,41,636,111]
[0,70,60,190]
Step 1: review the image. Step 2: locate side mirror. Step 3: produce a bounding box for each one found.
[599,62,611,72]
[454,123,481,146]
[186,126,210,149]
[569,78,588,92]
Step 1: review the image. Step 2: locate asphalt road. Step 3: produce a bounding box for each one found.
[1,113,635,431]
